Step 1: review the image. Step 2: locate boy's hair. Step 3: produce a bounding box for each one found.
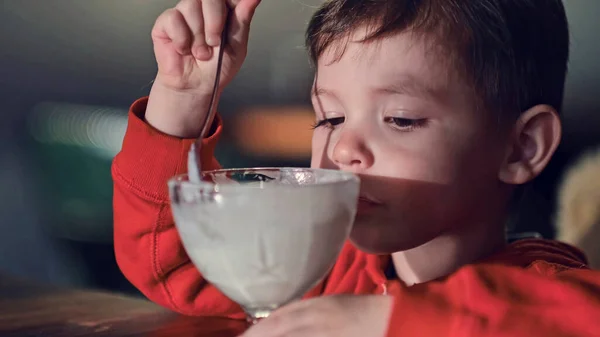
[305,0,570,119]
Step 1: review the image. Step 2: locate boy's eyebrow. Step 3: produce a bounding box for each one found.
[312,76,444,101]
[312,87,337,98]
[372,76,442,101]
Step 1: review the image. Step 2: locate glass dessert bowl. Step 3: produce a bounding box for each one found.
[168,167,360,323]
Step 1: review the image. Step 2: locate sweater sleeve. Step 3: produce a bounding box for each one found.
[112,97,245,318]
[385,263,600,337]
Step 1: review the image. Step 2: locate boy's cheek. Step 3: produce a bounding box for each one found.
[310,131,337,169]
[371,147,456,185]
[309,146,331,169]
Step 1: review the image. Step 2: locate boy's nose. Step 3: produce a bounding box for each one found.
[331,130,374,170]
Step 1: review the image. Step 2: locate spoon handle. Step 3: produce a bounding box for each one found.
[188,13,230,183]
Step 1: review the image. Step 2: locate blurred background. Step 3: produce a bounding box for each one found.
[0,0,598,294]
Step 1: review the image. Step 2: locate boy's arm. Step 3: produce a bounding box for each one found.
[112,97,244,318]
[385,264,600,337]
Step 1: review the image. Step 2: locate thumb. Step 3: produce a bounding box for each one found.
[227,0,261,53]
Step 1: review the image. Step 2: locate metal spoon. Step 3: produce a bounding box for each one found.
[188,13,230,183]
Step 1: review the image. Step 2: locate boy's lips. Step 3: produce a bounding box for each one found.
[357,194,383,214]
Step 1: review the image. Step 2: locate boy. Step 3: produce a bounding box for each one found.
[112,0,600,336]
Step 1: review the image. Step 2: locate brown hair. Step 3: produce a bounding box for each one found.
[305,0,570,119]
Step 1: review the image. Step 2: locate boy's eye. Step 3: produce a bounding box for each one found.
[384,117,428,131]
[312,117,345,129]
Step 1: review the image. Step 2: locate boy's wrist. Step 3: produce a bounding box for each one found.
[145,77,218,139]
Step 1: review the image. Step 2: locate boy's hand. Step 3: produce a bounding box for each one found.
[152,0,259,93]
[240,295,393,337]
[146,0,261,138]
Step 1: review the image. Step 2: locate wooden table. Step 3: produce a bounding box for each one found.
[0,276,248,336]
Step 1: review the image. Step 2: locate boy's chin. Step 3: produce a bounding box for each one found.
[349,220,426,254]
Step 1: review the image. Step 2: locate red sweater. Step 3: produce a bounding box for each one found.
[113,97,600,337]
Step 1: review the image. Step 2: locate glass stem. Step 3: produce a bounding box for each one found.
[244,306,277,325]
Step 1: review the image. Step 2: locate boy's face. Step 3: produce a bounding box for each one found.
[310,31,512,254]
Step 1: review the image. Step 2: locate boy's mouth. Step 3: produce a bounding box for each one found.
[357,195,383,214]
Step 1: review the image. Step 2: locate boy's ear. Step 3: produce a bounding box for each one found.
[498,104,562,185]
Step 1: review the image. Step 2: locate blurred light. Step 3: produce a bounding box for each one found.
[28,102,128,159]
[231,106,314,159]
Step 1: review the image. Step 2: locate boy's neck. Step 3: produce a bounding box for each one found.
[391,221,507,286]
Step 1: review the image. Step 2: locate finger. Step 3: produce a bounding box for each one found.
[175,0,211,60]
[276,327,317,337]
[202,0,228,47]
[270,299,311,317]
[242,325,315,337]
[227,0,261,54]
[228,0,261,24]
[152,8,193,56]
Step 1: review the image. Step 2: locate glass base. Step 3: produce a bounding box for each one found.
[244,305,278,325]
